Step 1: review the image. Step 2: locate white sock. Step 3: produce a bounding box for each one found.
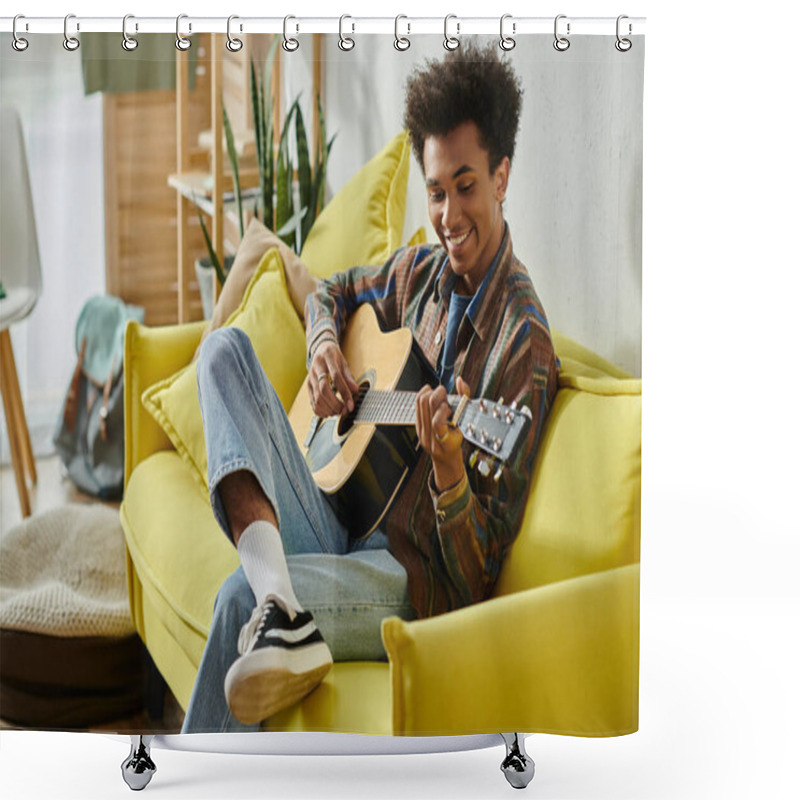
[237,521,303,619]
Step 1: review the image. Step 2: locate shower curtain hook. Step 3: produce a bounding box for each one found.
[175,14,191,51]
[122,15,139,51]
[394,15,410,51]
[282,16,299,52]
[615,15,633,52]
[339,15,355,51]
[553,14,570,52]
[499,14,516,51]
[12,15,29,52]
[444,14,460,51]
[226,15,243,52]
[63,14,80,52]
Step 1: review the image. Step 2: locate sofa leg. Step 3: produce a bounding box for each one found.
[500,733,535,789]
[121,735,156,791]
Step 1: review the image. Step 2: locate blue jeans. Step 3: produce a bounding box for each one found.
[181,327,415,733]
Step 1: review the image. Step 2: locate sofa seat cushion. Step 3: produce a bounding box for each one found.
[122,451,393,732]
[265,661,391,735]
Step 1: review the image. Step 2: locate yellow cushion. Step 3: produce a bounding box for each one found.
[405,226,427,248]
[141,249,308,488]
[300,131,411,279]
[552,329,633,380]
[495,375,641,595]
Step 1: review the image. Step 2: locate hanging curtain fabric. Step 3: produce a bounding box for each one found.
[0,15,644,794]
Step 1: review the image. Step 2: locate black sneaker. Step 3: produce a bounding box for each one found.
[224,597,332,724]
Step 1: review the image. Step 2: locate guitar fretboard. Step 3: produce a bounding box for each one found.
[354,389,458,427]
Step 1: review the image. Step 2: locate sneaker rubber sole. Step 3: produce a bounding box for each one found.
[224,641,332,724]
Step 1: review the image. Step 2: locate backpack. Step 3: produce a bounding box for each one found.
[53,295,144,499]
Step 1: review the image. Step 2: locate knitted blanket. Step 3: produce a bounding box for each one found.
[0,504,135,638]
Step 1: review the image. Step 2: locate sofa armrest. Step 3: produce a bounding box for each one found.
[124,319,206,486]
[381,563,639,737]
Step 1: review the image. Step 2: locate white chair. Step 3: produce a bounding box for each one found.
[0,106,43,517]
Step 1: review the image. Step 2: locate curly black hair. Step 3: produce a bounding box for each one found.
[403,40,523,174]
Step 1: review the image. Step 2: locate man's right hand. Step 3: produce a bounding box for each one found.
[307,340,359,418]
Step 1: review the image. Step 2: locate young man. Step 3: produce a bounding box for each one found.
[182,42,558,733]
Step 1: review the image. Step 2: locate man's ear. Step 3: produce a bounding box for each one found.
[494,156,511,202]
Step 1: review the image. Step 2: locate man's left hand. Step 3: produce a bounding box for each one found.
[415,376,471,493]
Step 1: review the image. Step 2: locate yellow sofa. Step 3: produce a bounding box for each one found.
[120,133,641,738]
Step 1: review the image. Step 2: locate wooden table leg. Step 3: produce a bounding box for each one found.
[0,329,32,517]
[0,329,37,484]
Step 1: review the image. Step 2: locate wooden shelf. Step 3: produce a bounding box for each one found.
[169,172,261,216]
[172,32,324,323]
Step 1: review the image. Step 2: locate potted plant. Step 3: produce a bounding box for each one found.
[195,37,335,318]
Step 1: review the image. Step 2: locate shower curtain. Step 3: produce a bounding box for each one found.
[1,18,643,758]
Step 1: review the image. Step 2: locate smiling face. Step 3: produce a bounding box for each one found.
[423,121,510,296]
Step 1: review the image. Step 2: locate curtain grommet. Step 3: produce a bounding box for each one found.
[553,14,570,52]
[63,13,80,52]
[339,15,355,51]
[226,15,243,52]
[122,14,138,51]
[499,14,516,51]
[394,15,410,51]
[444,14,460,51]
[12,15,29,52]
[175,14,191,51]
[283,15,299,52]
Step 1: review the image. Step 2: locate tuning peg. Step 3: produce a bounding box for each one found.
[477,457,492,478]
[492,436,502,452]
[493,463,504,482]
[505,410,514,424]
[520,405,532,420]
[510,400,518,410]
[480,429,488,445]
[469,449,480,469]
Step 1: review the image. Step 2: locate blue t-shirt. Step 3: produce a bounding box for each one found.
[439,292,471,391]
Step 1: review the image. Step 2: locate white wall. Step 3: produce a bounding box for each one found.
[322,35,643,376]
[0,34,106,460]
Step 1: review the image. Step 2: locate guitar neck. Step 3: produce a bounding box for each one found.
[346,385,531,469]
[354,389,459,427]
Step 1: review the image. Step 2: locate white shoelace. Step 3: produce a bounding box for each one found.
[237,599,276,655]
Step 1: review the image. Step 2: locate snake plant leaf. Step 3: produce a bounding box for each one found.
[264,87,274,229]
[195,200,227,285]
[222,104,244,240]
[275,205,308,238]
[249,58,266,224]
[294,102,312,250]
[261,36,280,228]
[275,99,299,248]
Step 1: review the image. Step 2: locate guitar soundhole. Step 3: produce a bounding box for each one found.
[336,381,371,438]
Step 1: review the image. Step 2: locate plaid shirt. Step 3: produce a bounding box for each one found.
[305,226,558,618]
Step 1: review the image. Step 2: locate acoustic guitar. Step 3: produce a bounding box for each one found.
[287,304,532,539]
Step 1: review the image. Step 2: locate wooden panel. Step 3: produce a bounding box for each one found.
[105,35,214,326]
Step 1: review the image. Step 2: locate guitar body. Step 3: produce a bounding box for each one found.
[287,305,437,539]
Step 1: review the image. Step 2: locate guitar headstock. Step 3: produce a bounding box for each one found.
[455,396,532,481]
